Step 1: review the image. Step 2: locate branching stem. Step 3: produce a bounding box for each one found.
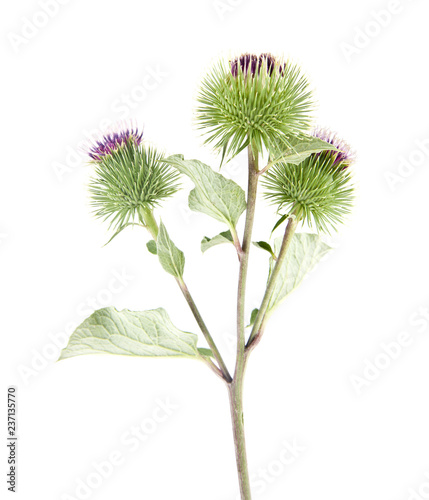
[247,214,298,348]
[139,208,232,383]
[177,278,232,383]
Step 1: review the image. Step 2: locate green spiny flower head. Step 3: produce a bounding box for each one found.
[262,128,355,234]
[88,126,180,232]
[196,53,314,160]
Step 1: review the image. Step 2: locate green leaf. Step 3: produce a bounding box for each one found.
[201,230,234,253]
[267,233,331,312]
[271,214,289,234]
[157,221,185,278]
[59,307,199,360]
[247,308,259,327]
[163,156,246,231]
[268,135,338,166]
[253,241,276,260]
[146,240,157,255]
[198,347,214,358]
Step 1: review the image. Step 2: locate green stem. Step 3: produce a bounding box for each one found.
[247,215,298,348]
[236,146,258,366]
[139,206,159,240]
[177,278,232,383]
[199,354,225,379]
[139,207,231,382]
[228,356,251,499]
[230,226,244,259]
[230,145,259,499]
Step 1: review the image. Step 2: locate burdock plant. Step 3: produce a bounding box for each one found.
[59,53,355,499]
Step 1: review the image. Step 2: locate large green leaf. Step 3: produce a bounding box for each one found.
[59,307,199,360]
[268,135,338,166]
[163,156,246,230]
[157,221,185,278]
[267,233,331,312]
[201,230,233,253]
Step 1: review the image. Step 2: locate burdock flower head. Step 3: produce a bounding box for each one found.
[88,127,143,161]
[196,53,313,161]
[87,125,180,239]
[263,128,355,234]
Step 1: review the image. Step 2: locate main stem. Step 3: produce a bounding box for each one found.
[228,351,250,498]
[230,145,259,500]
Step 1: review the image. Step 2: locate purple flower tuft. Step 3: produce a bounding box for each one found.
[88,127,143,161]
[313,127,355,167]
[231,53,280,78]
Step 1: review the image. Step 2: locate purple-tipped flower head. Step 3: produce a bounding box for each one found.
[197,54,313,160]
[88,127,143,161]
[313,127,355,167]
[230,53,279,77]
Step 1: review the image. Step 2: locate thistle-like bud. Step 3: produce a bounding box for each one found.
[87,125,180,235]
[262,128,355,234]
[196,53,313,160]
[313,127,355,167]
[88,127,143,162]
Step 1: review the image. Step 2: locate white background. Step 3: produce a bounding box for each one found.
[1,0,429,499]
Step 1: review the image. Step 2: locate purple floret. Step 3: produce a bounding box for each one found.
[231,53,279,77]
[313,128,355,167]
[89,128,143,161]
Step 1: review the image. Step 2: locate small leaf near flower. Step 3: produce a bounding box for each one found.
[163,156,246,233]
[253,241,277,260]
[267,134,339,167]
[201,230,234,253]
[146,240,157,255]
[247,308,259,327]
[157,222,185,279]
[271,214,289,234]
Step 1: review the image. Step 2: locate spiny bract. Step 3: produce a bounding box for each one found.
[88,129,180,232]
[262,129,355,234]
[196,53,314,161]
